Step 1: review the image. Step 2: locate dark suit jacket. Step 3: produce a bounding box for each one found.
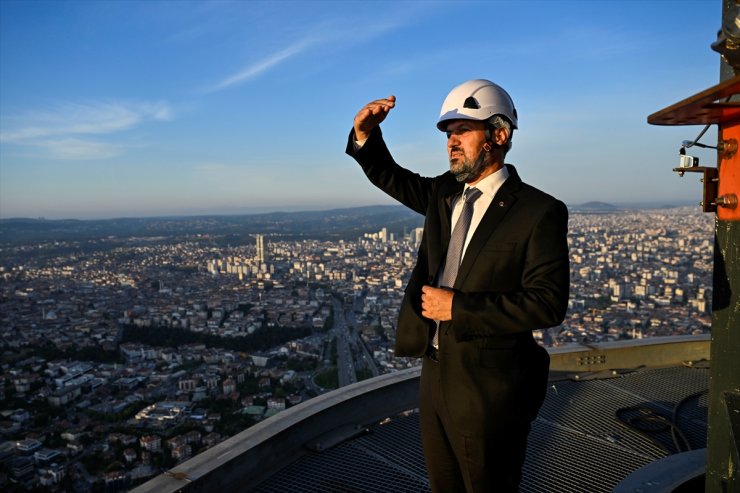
[346,127,570,435]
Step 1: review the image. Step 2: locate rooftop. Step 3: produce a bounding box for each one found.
[133,335,711,493]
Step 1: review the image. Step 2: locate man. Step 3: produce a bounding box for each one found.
[346,79,569,492]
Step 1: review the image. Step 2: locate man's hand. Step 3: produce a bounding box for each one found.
[421,285,454,322]
[353,96,396,141]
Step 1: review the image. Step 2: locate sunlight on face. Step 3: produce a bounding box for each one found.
[445,120,489,182]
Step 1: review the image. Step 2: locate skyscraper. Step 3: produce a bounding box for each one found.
[255,234,266,264]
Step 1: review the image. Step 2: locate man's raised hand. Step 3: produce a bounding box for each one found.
[353,96,396,141]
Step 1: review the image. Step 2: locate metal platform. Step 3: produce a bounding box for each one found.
[251,366,709,493]
[132,337,712,493]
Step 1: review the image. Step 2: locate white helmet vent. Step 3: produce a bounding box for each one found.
[463,97,480,109]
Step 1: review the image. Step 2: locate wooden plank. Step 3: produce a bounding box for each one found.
[648,76,740,125]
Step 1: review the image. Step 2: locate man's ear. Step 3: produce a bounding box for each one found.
[494,126,510,146]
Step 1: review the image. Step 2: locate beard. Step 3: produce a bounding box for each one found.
[449,147,488,183]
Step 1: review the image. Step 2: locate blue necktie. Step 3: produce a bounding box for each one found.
[433,187,482,348]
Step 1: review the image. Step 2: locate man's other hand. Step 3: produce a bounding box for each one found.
[421,285,453,322]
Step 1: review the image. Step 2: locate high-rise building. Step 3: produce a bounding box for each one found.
[413,227,424,247]
[255,234,266,263]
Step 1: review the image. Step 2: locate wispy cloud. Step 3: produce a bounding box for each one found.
[34,138,124,160]
[205,37,317,93]
[202,3,429,94]
[0,100,172,160]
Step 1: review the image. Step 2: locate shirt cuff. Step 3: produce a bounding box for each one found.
[352,138,367,151]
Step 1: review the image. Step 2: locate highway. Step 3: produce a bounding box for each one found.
[331,297,357,388]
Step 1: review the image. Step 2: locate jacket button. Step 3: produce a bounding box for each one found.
[498,201,505,207]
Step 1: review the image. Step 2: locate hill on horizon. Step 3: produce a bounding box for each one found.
[571,201,620,212]
[1,200,702,244]
[0,205,423,244]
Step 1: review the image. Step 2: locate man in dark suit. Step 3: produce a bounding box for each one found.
[346,79,569,492]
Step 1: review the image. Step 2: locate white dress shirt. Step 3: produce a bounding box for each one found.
[451,166,509,259]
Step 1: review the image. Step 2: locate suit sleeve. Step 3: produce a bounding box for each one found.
[451,200,570,338]
[346,127,434,215]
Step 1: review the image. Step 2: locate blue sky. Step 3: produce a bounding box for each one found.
[0,0,724,219]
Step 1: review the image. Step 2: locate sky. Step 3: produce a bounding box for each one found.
[0,0,726,220]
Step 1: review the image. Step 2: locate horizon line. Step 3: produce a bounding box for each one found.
[0,200,704,222]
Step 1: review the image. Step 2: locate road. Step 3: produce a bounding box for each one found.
[328,295,385,388]
[344,306,380,378]
[330,297,357,388]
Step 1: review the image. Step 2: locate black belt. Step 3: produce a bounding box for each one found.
[425,346,439,362]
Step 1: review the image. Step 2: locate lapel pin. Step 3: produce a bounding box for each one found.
[498,201,505,207]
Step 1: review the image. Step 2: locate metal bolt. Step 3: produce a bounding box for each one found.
[715,193,739,209]
[719,138,739,158]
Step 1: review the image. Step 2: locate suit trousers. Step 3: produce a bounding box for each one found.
[419,355,532,493]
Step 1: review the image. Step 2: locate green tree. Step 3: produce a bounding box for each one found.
[355,368,373,382]
[314,367,338,389]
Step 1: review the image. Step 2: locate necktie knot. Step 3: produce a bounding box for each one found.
[464,187,482,204]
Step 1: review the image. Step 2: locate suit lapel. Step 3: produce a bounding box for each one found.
[437,176,463,254]
[454,166,521,288]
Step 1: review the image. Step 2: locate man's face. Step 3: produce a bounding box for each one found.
[445,120,489,182]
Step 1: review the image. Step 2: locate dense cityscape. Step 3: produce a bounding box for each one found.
[0,205,713,492]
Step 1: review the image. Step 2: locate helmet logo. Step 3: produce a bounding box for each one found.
[463,97,480,109]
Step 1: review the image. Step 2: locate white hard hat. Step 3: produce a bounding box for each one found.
[437,79,518,131]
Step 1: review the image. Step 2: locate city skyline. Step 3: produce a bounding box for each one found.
[0,0,724,220]
[0,204,714,489]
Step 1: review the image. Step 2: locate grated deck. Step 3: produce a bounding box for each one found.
[251,366,708,493]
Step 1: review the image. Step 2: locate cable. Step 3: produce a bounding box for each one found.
[615,398,698,454]
[681,95,732,150]
[671,389,708,453]
[684,141,716,150]
[682,124,712,149]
